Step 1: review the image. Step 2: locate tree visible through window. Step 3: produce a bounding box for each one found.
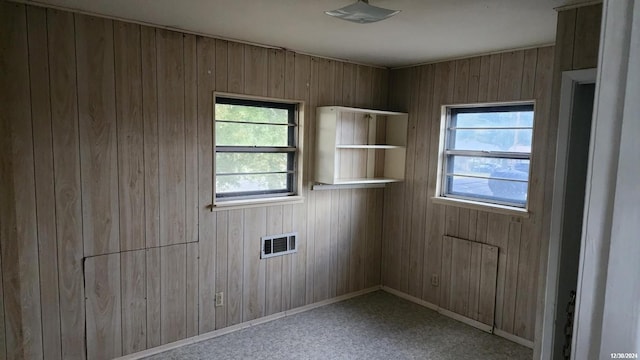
[440,104,534,208]
[215,96,298,201]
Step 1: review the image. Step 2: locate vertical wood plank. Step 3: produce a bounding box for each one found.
[141,26,160,249]
[75,14,120,256]
[85,253,122,360]
[349,189,366,292]
[157,29,185,247]
[266,206,283,315]
[497,51,525,101]
[227,210,244,325]
[467,242,483,320]
[450,238,472,315]
[184,34,199,247]
[196,35,217,334]
[502,221,522,333]
[0,3,43,358]
[244,45,268,96]
[160,244,187,344]
[439,236,453,309]
[114,20,145,252]
[227,42,244,93]
[400,67,420,293]
[27,6,62,358]
[47,8,86,358]
[281,205,294,310]
[145,247,161,348]
[214,212,228,330]
[573,5,602,70]
[521,49,538,100]
[186,242,199,337]
[290,53,310,308]
[0,246,4,359]
[486,54,502,102]
[486,213,509,329]
[120,250,146,355]
[478,245,499,326]
[415,65,435,300]
[243,208,266,321]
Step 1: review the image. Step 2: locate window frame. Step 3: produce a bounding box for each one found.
[435,101,535,214]
[212,92,304,209]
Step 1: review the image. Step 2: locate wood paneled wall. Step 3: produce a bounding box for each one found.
[382,45,555,341]
[0,2,386,359]
[534,4,601,356]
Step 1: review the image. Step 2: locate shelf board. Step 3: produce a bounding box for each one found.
[333,177,402,185]
[320,106,408,116]
[335,144,404,149]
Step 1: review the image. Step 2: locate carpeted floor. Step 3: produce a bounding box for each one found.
[144,291,532,360]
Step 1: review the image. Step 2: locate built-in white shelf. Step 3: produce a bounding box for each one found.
[314,106,408,187]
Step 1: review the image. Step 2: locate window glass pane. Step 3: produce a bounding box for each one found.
[450,129,532,152]
[216,152,288,174]
[454,110,533,128]
[215,103,289,124]
[447,175,527,206]
[216,122,288,147]
[448,156,530,181]
[216,173,288,194]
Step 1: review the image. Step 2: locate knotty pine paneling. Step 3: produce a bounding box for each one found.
[384,46,555,341]
[0,3,387,358]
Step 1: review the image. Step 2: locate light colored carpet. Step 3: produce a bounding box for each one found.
[144,291,532,360]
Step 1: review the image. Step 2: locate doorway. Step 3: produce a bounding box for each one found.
[540,68,597,360]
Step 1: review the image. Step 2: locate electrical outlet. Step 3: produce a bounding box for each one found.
[215,292,224,307]
[431,274,439,287]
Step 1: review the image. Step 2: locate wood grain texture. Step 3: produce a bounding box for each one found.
[242,208,266,321]
[120,250,146,355]
[573,5,602,70]
[47,9,86,358]
[0,3,43,358]
[227,209,244,325]
[2,6,389,358]
[160,244,187,344]
[196,35,217,334]
[75,14,120,256]
[26,6,63,359]
[385,45,555,340]
[85,253,122,360]
[157,29,186,247]
[186,242,199,337]
[114,20,145,252]
[266,206,284,314]
[141,25,160,249]
[145,247,161,348]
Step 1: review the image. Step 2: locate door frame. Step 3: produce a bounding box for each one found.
[539,68,597,360]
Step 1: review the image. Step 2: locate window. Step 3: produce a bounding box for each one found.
[438,103,534,209]
[214,95,301,204]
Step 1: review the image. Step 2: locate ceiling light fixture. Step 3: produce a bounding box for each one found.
[325,0,400,24]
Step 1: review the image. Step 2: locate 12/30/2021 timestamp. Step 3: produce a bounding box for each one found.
[611,353,638,358]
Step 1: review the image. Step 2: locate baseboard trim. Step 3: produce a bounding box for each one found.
[381,286,492,333]
[493,329,534,349]
[116,285,382,360]
[381,286,533,349]
[380,286,439,311]
[438,308,493,333]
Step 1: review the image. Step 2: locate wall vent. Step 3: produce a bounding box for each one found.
[261,232,297,259]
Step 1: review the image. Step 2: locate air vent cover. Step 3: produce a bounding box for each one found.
[261,232,297,259]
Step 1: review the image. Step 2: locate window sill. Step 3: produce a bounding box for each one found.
[431,196,530,218]
[211,195,304,211]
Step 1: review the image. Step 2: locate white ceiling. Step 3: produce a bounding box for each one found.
[30,0,578,67]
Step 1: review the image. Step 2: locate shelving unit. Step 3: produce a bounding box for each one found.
[315,106,408,186]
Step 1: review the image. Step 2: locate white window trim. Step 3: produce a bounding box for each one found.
[211,92,305,211]
[434,101,535,216]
